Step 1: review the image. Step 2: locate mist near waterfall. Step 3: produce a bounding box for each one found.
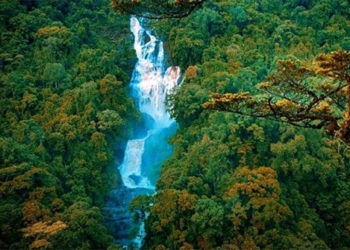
[107,17,181,248]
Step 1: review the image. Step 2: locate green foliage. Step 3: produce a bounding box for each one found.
[205,51,350,145]
[0,0,137,249]
[143,0,350,249]
[43,63,67,89]
[3,0,350,249]
[51,201,114,250]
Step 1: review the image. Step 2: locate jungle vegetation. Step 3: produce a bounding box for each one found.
[128,0,350,249]
[2,0,350,249]
[0,0,138,249]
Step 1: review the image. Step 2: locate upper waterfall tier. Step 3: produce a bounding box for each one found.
[119,18,181,190]
[130,17,181,129]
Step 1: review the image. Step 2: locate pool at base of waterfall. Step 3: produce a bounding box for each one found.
[105,186,153,248]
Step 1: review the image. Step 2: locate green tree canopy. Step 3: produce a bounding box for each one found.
[204,50,350,145]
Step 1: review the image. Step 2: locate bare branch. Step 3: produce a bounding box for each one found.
[111,0,207,19]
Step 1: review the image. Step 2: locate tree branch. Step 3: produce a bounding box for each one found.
[204,51,350,145]
[111,0,206,19]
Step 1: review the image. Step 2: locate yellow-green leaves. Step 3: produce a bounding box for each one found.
[205,51,350,145]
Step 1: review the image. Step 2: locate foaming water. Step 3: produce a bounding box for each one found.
[119,17,181,189]
[112,17,181,248]
[129,16,181,129]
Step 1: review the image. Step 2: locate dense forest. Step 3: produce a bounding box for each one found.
[2,0,350,249]
[130,0,350,249]
[0,0,138,249]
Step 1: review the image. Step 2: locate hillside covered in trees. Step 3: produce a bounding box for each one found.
[2,0,350,249]
[0,0,138,249]
[129,0,350,249]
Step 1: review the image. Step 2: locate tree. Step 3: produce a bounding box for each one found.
[42,63,67,89]
[268,126,350,248]
[50,201,113,249]
[22,220,68,250]
[223,166,297,249]
[190,198,224,249]
[167,20,206,69]
[143,189,197,249]
[204,50,350,145]
[111,0,206,19]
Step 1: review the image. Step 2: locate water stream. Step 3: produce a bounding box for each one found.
[106,17,181,248]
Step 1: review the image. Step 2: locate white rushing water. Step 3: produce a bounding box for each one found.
[109,18,180,248]
[119,139,152,189]
[119,17,181,189]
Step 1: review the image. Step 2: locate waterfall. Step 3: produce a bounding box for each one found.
[130,17,180,129]
[119,139,152,189]
[112,17,181,247]
[119,17,180,190]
